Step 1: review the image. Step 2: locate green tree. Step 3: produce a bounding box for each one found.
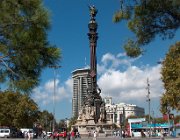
[174,115,180,124]
[58,119,66,129]
[0,0,61,93]
[113,0,180,57]
[67,117,77,131]
[160,42,180,113]
[154,117,166,124]
[0,91,39,128]
[38,110,54,132]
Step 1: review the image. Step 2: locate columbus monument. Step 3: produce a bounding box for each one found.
[73,6,113,136]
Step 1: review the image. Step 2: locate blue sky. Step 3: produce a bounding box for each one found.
[32,0,180,121]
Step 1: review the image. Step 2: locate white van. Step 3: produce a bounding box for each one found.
[0,128,10,138]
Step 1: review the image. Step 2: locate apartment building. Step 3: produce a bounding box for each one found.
[72,68,91,117]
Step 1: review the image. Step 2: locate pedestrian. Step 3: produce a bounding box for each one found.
[88,131,91,138]
[27,131,32,140]
[76,131,80,138]
[67,132,71,140]
[122,130,125,138]
[141,130,146,138]
[160,130,164,140]
[71,130,75,140]
[117,130,120,136]
[114,131,116,137]
[93,130,97,140]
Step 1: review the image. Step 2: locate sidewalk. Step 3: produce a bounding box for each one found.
[78,135,180,140]
[1,136,179,140]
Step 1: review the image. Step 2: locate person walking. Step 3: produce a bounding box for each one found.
[67,132,71,140]
[27,131,32,140]
[88,131,91,138]
[93,130,97,140]
[160,130,165,140]
[71,130,75,140]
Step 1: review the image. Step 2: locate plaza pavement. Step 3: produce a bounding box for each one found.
[1,136,179,140]
[78,136,179,140]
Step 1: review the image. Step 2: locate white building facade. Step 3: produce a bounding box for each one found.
[104,97,145,126]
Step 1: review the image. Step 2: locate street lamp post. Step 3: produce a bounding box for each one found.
[146,78,151,124]
[49,65,61,132]
[114,105,117,124]
[146,78,151,137]
[167,106,171,136]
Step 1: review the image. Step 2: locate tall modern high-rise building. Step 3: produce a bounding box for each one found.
[72,68,92,118]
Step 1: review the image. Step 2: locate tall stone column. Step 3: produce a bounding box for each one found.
[87,5,102,123]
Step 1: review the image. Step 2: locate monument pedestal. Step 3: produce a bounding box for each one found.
[72,105,114,137]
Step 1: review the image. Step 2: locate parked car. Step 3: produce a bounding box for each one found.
[58,131,67,138]
[52,131,59,138]
[0,128,10,138]
[51,131,67,138]
[46,132,52,138]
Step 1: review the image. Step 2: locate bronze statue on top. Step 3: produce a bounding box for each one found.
[89,5,98,19]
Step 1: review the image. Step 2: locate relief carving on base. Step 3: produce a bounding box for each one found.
[77,105,95,122]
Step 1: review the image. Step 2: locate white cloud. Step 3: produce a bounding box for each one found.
[32,78,73,106]
[97,53,164,114]
[101,53,132,68]
[33,52,164,115]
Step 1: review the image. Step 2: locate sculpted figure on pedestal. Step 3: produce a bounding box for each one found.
[77,109,83,120]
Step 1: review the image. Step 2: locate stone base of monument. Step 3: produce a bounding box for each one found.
[72,103,114,137]
[73,121,114,137]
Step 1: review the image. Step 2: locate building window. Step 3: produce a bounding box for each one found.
[106,99,110,104]
[115,114,117,123]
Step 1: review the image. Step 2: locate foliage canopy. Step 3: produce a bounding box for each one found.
[0,0,61,93]
[0,91,39,128]
[113,0,180,57]
[160,42,180,113]
[38,110,54,131]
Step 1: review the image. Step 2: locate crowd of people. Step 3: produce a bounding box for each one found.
[46,128,80,140]
[65,129,80,140]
